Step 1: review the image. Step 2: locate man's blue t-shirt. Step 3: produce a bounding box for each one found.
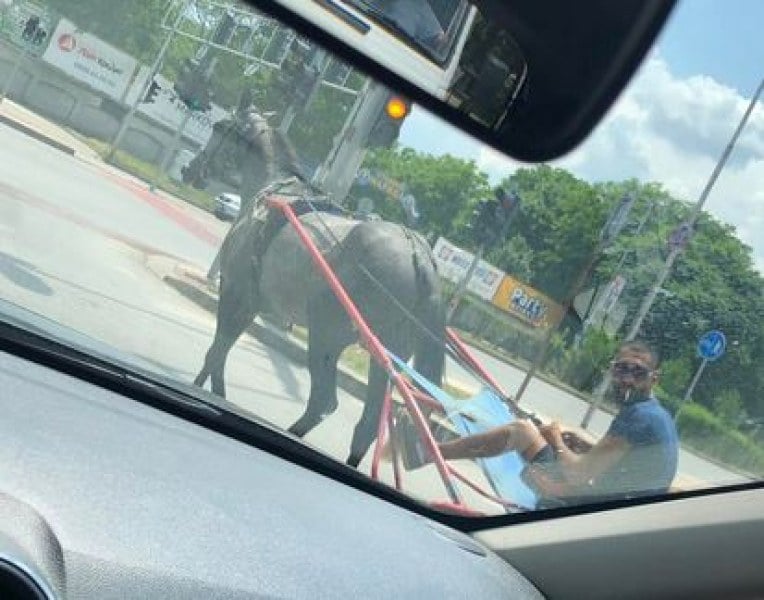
[595,396,679,499]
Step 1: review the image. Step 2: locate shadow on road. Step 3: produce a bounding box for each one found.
[0,251,53,296]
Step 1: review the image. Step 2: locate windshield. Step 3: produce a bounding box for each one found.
[0,0,761,519]
[346,0,468,64]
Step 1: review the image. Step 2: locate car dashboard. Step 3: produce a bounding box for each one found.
[0,348,543,599]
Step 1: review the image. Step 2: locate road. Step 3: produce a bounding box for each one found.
[0,120,747,515]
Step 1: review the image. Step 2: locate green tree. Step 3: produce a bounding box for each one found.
[356,147,493,240]
[497,165,608,302]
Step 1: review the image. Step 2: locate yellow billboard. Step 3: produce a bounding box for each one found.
[492,276,564,329]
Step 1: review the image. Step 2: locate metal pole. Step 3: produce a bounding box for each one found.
[105,0,190,161]
[149,108,192,191]
[446,245,484,323]
[581,76,764,429]
[277,103,297,134]
[675,358,708,422]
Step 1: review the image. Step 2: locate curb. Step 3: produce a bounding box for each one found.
[0,112,77,156]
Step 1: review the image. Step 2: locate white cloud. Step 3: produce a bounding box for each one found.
[475,145,521,182]
[552,54,764,271]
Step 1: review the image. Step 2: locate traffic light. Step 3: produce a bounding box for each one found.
[367,94,411,148]
[273,40,322,109]
[21,15,40,42]
[494,187,521,224]
[173,11,236,112]
[467,189,521,247]
[143,79,160,104]
[293,63,321,105]
[174,58,212,112]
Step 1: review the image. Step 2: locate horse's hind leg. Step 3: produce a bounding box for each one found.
[346,360,389,468]
[288,292,353,438]
[347,333,413,468]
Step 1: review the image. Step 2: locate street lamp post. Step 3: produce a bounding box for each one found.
[580,76,764,429]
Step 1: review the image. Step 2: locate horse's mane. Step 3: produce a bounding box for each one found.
[232,107,304,181]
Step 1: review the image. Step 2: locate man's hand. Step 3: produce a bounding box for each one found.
[538,422,565,451]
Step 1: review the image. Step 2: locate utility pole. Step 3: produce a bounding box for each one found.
[445,245,485,323]
[310,80,385,201]
[105,0,191,161]
[580,76,764,429]
[150,109,192,191]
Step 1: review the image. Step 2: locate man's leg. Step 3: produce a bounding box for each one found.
[439,420,548,461]
[438,425,513,460]
[400,419,548,470]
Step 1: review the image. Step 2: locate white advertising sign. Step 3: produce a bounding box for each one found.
[41,18,137,100]
[432,237,503,301]
[124,67,228,146]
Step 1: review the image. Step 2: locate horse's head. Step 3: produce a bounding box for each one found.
[181,119,240,190]
[182,99,305,196]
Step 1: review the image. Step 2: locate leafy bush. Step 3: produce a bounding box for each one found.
[450,294,545,363]
[711,389,746,426]
[675,402,764,476]
[554,329,618,391]
[658,356,693,398]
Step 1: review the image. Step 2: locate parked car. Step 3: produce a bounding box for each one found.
[214,192,241,221]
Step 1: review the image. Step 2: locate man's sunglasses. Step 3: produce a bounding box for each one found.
[612,361,652,379]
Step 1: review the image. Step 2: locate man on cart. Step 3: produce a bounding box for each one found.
[399,341,679,507]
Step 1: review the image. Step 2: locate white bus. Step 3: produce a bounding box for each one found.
[271,0,478,101]
[272,0,527,131]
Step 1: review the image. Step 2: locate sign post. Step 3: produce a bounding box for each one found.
[445,244,484,323]
[675,330,726,421]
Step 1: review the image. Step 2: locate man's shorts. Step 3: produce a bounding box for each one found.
[530,444,557,464]
[521,444,566,506]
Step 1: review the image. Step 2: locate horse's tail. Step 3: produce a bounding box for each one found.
[411,242,446,388]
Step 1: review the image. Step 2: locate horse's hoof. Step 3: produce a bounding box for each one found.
[287,424,304,438]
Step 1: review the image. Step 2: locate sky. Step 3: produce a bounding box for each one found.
[398,0,764,272]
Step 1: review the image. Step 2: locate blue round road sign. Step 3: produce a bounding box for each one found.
[697,330,726,361]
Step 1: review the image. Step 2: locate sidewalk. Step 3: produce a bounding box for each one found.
[0,98,100,159]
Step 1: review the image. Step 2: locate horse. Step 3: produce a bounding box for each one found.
[184,101,446,468]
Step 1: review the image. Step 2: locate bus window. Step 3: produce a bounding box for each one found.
[346,0,469,64]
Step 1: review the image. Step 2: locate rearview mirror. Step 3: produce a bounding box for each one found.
[257,0,677,162]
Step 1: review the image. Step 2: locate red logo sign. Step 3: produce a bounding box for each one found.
[57,33,76,52]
